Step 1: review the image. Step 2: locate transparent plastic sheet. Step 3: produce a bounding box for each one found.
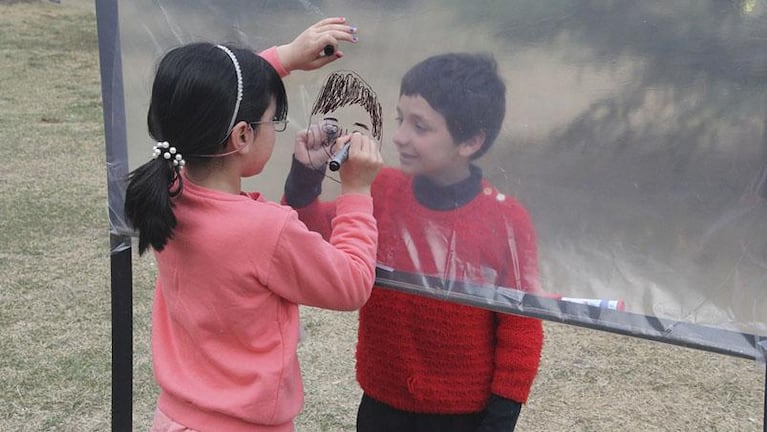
[97,0,132,254]
[106,0,767,360]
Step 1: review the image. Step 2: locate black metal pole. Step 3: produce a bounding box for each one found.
[110,239,133,432]
[95,0,133,430]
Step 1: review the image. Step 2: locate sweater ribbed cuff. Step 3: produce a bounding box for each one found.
[258,46,289,78]
[284,156,326,208]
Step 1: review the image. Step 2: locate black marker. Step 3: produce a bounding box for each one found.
[328,140,351,171]
[323,45,335,57]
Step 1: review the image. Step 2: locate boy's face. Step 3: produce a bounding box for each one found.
[393,94,476,186]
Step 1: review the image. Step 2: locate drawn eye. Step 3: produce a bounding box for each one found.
[322,123,339,135]
[321,122,340,144]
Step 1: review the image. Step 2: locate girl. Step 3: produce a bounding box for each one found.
[124,19,383,432]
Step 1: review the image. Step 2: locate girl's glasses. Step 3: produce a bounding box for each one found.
[250,119,289,132]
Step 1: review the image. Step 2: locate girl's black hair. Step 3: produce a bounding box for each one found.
[124,42,287,255]
[400,52,505,160]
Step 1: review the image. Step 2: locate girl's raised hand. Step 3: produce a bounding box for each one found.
[276,17,358,72]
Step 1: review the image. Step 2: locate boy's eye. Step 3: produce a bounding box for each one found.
[394,116,403,125]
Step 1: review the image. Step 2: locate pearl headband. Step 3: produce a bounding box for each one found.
[216,45,243,138]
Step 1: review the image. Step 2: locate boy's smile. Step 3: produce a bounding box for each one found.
[393,94,478,186]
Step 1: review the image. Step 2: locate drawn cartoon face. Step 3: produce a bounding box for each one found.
[304,71,383,174]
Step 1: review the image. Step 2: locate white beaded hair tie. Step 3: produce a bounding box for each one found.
[153,141,186,168]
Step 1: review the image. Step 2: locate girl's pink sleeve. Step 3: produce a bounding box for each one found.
[268,194,377,310]
[294,199,336,240]
[258,46,289,78]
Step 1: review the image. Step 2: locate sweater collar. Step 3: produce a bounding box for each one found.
[412,165,483,211]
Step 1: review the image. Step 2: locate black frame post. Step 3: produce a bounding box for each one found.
[110,239,133,432]
[96,0,133,430]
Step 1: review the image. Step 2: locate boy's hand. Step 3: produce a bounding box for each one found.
[277,17,358,72]
[339,132,382,195]
[476,394,522,432]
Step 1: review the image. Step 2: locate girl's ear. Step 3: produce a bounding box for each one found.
[225,121,252,154]
[458,130,486,158]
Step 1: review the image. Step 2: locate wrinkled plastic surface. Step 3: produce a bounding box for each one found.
[105,0,767,359]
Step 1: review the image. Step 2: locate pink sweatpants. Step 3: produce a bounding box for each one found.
[150,408,198,432]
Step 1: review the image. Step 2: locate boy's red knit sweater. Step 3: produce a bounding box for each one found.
[355,168,543,413]
[293,166,543,414]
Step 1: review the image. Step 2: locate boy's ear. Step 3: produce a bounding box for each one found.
[458,131,486,158]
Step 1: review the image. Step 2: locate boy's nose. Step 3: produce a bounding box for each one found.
[391,127,407,148]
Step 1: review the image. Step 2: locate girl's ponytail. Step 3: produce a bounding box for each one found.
[125,152,182,255]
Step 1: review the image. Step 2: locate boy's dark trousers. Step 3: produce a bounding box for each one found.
[356,393,521,432]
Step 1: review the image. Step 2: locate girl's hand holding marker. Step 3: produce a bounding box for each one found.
[276,17,358,72]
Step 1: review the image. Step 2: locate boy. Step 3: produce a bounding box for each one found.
[285,53,543,432]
